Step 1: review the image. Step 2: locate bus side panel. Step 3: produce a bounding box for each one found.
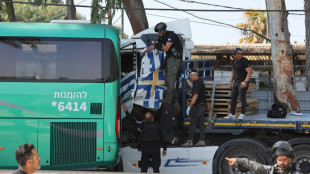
[103,81,120,166]
[0,83,105,119]
[0,120,38,168]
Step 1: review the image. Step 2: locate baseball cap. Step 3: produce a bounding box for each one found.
[232,48,243,55]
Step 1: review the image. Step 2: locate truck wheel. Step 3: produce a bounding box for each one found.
[293,145,310,174]
[218,146,266,174]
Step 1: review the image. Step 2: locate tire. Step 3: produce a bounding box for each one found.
[218,146,266,174]
[293,144,310,174]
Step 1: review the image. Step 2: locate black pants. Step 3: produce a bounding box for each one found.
[231,82,249,115]
[189,104,206,141]
[141,144,161,173]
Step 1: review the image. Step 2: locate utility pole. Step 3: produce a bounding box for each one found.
[265,0,300,112]
[122,8,124,39]
[305,0,310,91]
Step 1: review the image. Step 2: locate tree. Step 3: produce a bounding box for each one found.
[305,0,310,91]
[0,0,84,22]
[4,0,16,22]
[66,0,76,19]
[123,0,148,34]
[91,0,149,34]
[266,0,300,112]
[236,10,267,43]
[91,0,122,24]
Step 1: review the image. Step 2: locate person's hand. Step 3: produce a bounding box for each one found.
[241,82,248,89]
[181,73,188,79]
[225,157,237,166]
[186,106,191,116]
[162,150,167,157]
[139,52,145,58]
[155,42,162,50]
[122,104,128,112]
[229,81,233,88]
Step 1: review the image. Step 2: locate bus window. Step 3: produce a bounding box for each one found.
[0,37,118,82]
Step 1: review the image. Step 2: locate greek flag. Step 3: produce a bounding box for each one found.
[120,71,136,118]
[134,50,165,109]
[139,50,163,76]
[134,69,165,109]
[120,48,166,111]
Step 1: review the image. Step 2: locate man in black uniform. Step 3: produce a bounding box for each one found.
[13,143,41,174]
[182,69,206,147]
[123,104,167,173]
[224,48,253,120]
[142,22,183,105]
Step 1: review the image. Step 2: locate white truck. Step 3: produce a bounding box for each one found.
[119,19,310,174]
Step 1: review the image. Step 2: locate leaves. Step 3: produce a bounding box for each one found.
[0,0,85,22]
[236,9,267,44]
[91,0,122,24]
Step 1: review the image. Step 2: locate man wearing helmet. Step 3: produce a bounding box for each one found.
[142,22,183,105]
[225,141,300,174]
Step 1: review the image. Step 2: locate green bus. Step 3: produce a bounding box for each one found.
[0,22,121,170]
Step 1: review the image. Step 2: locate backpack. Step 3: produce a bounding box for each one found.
[267,104,287,118]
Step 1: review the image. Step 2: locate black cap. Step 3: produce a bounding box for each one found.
[232,48,243,55]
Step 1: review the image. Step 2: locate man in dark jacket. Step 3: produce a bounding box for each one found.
[123,104,167,173]
[13,143,41,174]
[226,141,300,174]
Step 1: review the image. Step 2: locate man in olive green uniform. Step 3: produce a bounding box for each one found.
[142,22,183,105]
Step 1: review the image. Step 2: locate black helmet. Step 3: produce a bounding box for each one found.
[154,22,167,32]
[272,141,295,159]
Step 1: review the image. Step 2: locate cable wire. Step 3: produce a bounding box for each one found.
[146,13,232,28]
[177,0,246,10]
[153,0,271,41]
[0,1,308,12]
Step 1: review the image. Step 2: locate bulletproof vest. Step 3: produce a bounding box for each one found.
[142,122,160,142]
[162,31,183,57]
[273,164,298,174]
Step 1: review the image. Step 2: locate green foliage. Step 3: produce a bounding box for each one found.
[91,0,122,24]
[236,10,267,44]
[0,0,85,22]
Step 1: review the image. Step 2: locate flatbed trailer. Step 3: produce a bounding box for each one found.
[185,114,310,132]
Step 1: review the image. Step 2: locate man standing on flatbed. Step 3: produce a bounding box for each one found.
[224,48,253,120]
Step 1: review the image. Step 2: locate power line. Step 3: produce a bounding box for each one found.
[153,0,271,42]
[146,13,232,28]
[0,1,309,12]
[113,14,122,25]
[177,0,246,10]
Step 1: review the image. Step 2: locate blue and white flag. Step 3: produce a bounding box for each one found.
[134,70,165,109]
[120,71,136,118]
[139,50,163,77]
[120,49,166,111]
[134,50,166,109]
